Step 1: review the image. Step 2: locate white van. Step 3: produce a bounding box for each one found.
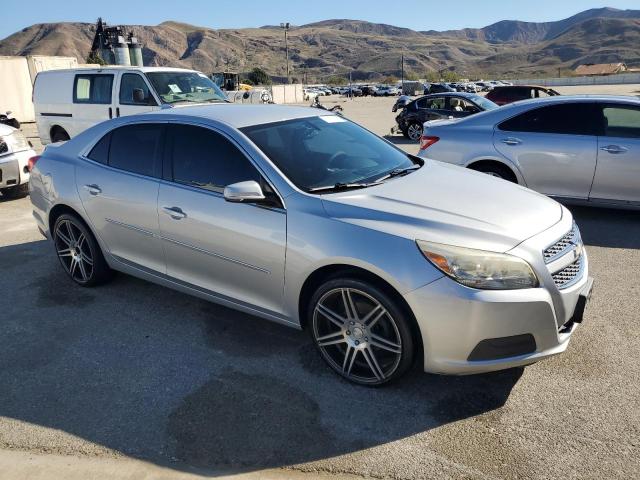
[33,66,229,144]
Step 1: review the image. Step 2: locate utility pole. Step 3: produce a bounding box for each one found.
[280,22,290,84]
[401,53,405,93]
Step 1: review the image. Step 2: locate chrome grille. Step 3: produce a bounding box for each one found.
[552,256,583,289]
[544,223,580,264]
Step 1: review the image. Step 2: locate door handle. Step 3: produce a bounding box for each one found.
[162,206,187,220]
[116,107,120,117]
[501,137,522,146]
[108,107,112,119]
[83,184,102,195]
[600,145,628,154]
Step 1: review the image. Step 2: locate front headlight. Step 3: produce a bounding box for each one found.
[0,131,29,154]
[417,240,538,290]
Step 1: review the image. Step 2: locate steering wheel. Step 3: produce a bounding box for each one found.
[328,151,349,168]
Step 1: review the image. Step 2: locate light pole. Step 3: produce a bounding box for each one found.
[280,22,290,84]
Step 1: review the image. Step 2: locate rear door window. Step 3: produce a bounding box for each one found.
[498,104,601,136]
[108,124,164,177]
[601,105,640,138]
[73,74,114,104]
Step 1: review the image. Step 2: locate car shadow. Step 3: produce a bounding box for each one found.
[567,205,640,249]
[0,239,522,476]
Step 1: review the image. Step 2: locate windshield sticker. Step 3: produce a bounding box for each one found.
[320,115,346,123]
[168,84,182,93]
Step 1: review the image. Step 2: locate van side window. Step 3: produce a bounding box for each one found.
[73,74,114,104]
[119,74,156,106]
[108,124,163,177]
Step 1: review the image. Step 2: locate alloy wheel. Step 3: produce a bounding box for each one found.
[407,124,422,141]
[54,219,94,283]
[312,287,403,384]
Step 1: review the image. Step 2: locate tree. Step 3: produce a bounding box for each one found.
[326,75,347,86]
[404,71,419,81]
[424,71,440,83]
[86,51,107,66]
[247,67,272,85]
[441,70,460,82]
[382,75,398,84]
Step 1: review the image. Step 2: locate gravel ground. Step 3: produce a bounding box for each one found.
[0,94,639,479]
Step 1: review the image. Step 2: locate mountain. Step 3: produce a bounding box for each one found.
[0,8,638,81]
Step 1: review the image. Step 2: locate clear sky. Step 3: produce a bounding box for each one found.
[2,1,639,39]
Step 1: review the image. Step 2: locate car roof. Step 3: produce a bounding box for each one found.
[505,94,640,107]
[420,92,480,99]
[492,85,552,89]
[146,104,332,128]
[37,66,199,75]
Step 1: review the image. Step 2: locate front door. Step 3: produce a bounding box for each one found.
[493,102,600,198]
[157,123,287,315]
[115,72,160,118]
[70,73,115,136]
[76,122,166,273]
[590,104,640,204]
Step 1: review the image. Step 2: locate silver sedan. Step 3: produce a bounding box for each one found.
[29,105,592,385]
[418,95,640,208]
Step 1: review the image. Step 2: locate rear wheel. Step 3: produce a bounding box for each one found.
[51,128,70,143]
[53,214,113,286]
[468,162,517,183]
[406,122,423,141]
[308,278,415,386]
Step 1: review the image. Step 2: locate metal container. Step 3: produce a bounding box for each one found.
[128,36,143,66]
[114,36,131,66]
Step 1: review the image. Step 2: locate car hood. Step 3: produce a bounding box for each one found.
[321,159,562,252]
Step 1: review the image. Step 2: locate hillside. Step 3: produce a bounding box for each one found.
[0,7,639,81]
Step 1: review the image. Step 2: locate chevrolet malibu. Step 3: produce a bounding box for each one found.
[29,105,593,385]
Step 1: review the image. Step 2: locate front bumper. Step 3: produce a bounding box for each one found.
[404,211,592,375]
[0,149,35,188]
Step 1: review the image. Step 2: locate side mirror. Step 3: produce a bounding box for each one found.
[223,180,265,203]
[133,88,146,104]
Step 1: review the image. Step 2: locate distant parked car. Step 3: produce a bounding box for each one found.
[396,93,498,140]
[343,86,363,97]
[486,85,561,106]
[424,83,455,95]
[474,82,494,92]
[376,86,400,96]
[418,95,640,207]
[304,88,320,101]
[0,123,36,199]
[360,85,379,96]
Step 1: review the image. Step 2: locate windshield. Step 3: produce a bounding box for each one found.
[241,116,419,192]
[470,95,499,111]
[145,71,228,104]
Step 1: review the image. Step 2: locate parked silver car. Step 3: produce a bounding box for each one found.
[29,105,592,385]
[418,95,640,208]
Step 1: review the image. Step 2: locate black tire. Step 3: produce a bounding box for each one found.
[406,121,423,141]
[51,129,70,143]
[308,277,415,386]
[52,213,113,287]
[468,162,517,183]
[1,183,29,199]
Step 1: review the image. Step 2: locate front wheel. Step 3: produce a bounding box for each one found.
[308,278,415,385]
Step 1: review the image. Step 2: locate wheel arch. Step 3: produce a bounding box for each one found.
[297,263,424,358]
[48,203,92,239]
[465,158,524,185]
[49,125,70,142]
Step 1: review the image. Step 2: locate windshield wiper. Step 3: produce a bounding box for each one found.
[375,164,422,183]
[307,181,382,193]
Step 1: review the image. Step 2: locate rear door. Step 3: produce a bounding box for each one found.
[76,123,166,273]
[493,103,600,198]
[70,73,116,136]
[590,103,640,204]
[115,72,160,118]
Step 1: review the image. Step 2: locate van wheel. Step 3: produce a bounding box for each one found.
[51,128,70,143]
[406,122,423,141]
